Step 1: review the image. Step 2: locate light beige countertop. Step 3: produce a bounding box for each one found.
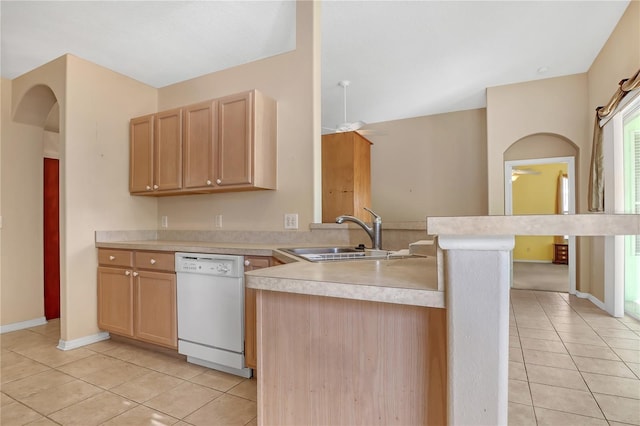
[96,240,280,257]
[245,257,443,308]
[427,214,640,236]
[95,239,443,308]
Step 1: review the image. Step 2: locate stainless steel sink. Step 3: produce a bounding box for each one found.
[279,247,389,262]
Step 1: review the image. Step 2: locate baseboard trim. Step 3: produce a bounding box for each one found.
[575,291,606,311]
[57,332,110,351]
[513,260,554,264]
[0,317,47,334]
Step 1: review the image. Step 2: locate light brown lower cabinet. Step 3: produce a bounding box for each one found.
[244,256,281,370]
[97,265,134,337]
[135,270,177,348]
[256,290,447,425]
[97,249,177,349]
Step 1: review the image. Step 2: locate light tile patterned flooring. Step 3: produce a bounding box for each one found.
[1,322,257,425]
[1,290,639,425]
[509,290,640,425]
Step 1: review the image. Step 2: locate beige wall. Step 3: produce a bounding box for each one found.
[1,55,159,339]
[0,1,320,341]
[1,78,47,324]
[363,109,488,221]
[156,1,320,231]
[487,74,589,215]
[61,55,158,340]
[585,0,639,303]
[487,74,591,295]
[1,56,67,327]
[504,133,578,161]
[487,1,639,300]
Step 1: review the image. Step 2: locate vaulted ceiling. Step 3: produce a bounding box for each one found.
[0,1,630,133]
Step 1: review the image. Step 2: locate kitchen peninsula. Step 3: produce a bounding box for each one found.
[244,214,640,426]
[95,229,447,425]
[96,214,640,425]
[245,256,446,426]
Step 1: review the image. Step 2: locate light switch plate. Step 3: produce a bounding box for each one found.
[161,216,168,228]
[215,214,223,228]
[284,213,298,230]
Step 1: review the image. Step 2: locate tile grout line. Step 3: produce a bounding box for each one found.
[539,293,609,423]
[539,292,640,422]
[2,332,258,425]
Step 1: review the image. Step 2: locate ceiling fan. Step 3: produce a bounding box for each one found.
[324,80,369,134]
[512,168,541,176]
[511,167,541,181]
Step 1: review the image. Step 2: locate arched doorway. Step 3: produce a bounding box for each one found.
[503,133,579,294]
[14,85,61,322]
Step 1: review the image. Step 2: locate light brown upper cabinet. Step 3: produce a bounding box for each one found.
[216,90,277,191]
[322,131,372,223]
[129,114,154,193]
[130,90,277,196]
[129,108,183,194]
[183,100,217,190]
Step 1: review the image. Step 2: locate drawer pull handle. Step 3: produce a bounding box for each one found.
[125,270,131,276]
[244,260,251,267]
[150,259,156,265]
[109,255,116,261]
[133,272,139,277]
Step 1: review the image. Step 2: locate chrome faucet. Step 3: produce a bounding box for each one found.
[336,207,382,250]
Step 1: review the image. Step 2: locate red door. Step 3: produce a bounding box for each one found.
[44,158,60,320]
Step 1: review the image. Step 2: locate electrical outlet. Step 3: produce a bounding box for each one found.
[284,213,298,230]
[161,216,168,228]
[215,214,223,228]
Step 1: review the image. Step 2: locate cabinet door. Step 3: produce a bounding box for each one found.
[245,287,257,369]
[130,114,154,193]
[154,108,183,191]
[217,91,253,187]
[97,266,134,337]
[183,101,217,189]
[134,270,177,349]
[322,131,372,223]
[243,256,272,369]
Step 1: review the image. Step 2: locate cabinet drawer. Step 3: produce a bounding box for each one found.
[135,251,175,272]
[98,249,134,268]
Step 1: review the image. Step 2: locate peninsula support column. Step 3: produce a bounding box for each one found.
[438,235,515,426]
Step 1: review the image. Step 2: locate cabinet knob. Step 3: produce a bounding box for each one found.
[125,270,131,276]
[244,260,251,267]
[133,272,139,277]
[109,255,116,261]
[153,184,159,190]
[150,259,156,265]
[206,180,212,186]
[216,179,222,184]
[146,185,152,191]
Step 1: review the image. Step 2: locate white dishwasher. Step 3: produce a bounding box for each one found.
[175,252,251,378]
